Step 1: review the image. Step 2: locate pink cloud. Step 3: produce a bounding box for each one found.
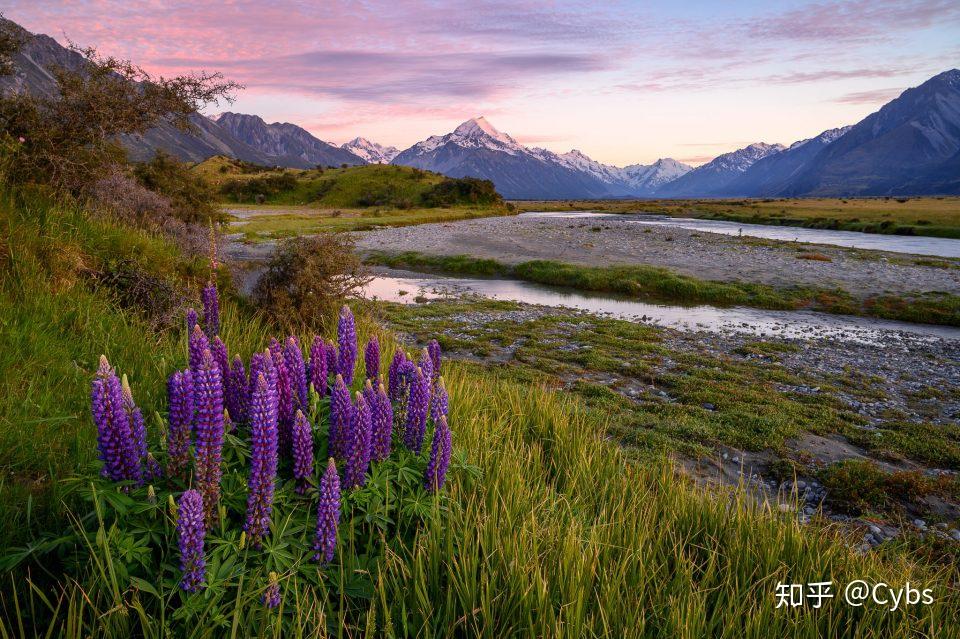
[832,87,906,104]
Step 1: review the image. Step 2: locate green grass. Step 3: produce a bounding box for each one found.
[365,251,960,326]
[513,197,960,239]
[3,188,959,635]
[231,205,514,241]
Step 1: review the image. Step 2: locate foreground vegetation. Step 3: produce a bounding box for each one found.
[365,251,960,326]
[513,197,960,239]
[4,186,960,635]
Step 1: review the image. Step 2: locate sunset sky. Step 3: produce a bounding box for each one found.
[6,0,959,166]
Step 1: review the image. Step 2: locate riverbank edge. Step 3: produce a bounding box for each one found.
[363,250,960,327]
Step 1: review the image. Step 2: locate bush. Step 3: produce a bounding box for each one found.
[219,172,298,203]
[420,176,502,207]
[133,151,220,225]
[252,234,370,329]
[89,170,209,256]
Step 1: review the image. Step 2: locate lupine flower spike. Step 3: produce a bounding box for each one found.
[262,572,281,608]
[185,308,198,333]
[201,281,219,339]
[417,348,434,387]
[313,458,341,563]
[364,335,380,380]
[244,373,278,548]
[404,367,430,454]
[121,374,148,478]
[188,325,210,376]
[194,349,225,523]
[91,356,141,485]
[269,339,293,454]
[285,336,308,413]
[337,305,357,384]
[329,374,352,458]
[227,355,248,424]
[343,392,372,489]
[167,369,193,477]
[424,415,452,492]
[292,410,314,494]
[372,379,393,462]
[430,377,448,425]
[427,339,441,384]
[177,489,206,592]
[309,335,328,397]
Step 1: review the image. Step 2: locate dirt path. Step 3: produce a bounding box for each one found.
[354,215,960,298]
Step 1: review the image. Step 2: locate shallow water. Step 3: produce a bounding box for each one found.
[521,211,960,258]
[364,271,960,344]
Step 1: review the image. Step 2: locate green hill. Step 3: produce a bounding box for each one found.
[194,156,504,209]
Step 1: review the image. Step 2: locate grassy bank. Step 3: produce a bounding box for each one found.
[512,197,960,239]
[365,251,960,326]
[229,204,513,241]
[3,188,959,635]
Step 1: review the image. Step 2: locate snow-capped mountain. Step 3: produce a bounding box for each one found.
[341,137,400,164]
[656,142,786,197]
[722,126,852,196]
[391,117,622,199]
[392,117,694,199]
[783,69,960,196]
[620,159,693,195]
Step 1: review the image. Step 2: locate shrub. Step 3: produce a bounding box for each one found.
[133,151,220,224]
[420,176,502,207]
[819,459,889,513]
[219,172,298,203]
[252,234,370,330]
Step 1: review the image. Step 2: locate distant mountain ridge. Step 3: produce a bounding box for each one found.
[215,112,364,168]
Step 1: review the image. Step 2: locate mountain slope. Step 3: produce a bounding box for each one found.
[341,137,399,164]
[722,127,852,196]
[215,112,365,168]
[783,69,960,196]
[621,158,693,195]
[656,142,785,197]
[0,18,275,166]
[392,117,621,199]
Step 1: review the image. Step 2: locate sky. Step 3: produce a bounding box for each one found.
[5,0,959,166]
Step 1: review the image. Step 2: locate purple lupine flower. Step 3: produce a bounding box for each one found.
[325,340,337,382]
[211,336,229,397]
[186,308,198,333]
[201,281,220,339]
[387,350,406,403]
[424,415,452,493]
[427,339,441,383]
[343,392,372,489]
[177,489,206,593]
[193,349,225,524]
[284,337,308,413]
[166,369,193,478]
[262,572,281,609]
[430,376,448,425]
[91,356,142,485]
[269,339,293,455]
[313,458,341,563]
[226,355,248,424]
[244,372,278,548]
[121,374,147,476]
[329,374,352,459]
[292,410,313,495]
[336,306,357,385]
[371,379,394,462]
[364,336,380,381]
[188,325,210,375]
[403,367,430,454]
[309,336,328,397]
[417,348,433,387]
[247,351,269,408]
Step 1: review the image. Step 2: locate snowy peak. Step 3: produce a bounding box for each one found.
[452,116,517,146]
[708,142,786,173]
[621,158,693,192]
[341,137,399,164]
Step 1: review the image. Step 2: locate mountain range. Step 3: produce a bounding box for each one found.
[2,17,958,197]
